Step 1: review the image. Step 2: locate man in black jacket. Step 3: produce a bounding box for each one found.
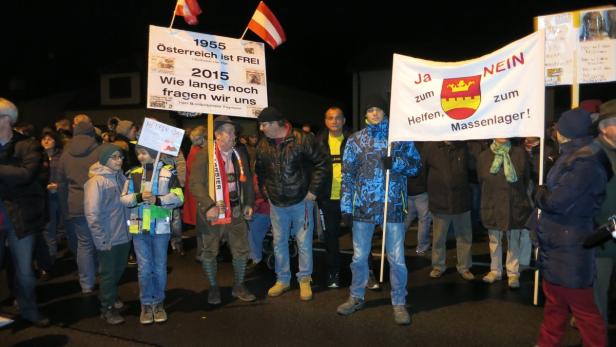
[423,141,474,281]
[316,106,349,288]
[0,98,49,327]
[255,107,330,301]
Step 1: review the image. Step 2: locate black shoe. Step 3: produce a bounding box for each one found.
[208,286,222,305]
[101,308,124,325]
[25,315,50,328]
[367,270,381,290]
[327,272,341,288]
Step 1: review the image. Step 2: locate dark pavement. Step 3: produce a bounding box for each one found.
[1,226,614,347]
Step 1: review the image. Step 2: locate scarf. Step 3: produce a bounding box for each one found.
[212,144,247,225]
[489,140,517,183]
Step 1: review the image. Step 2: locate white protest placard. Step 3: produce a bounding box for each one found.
[138,118,185,156]
[536,6,616,85]
[147,25,267,118]
[389,31,545,142]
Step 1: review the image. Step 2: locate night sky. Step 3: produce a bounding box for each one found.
[1,0,613,111]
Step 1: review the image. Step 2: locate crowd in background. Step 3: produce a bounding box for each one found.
[0,95,615,346]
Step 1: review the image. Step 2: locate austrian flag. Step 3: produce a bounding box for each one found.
[247,1,286,49]
[175,0,202,26]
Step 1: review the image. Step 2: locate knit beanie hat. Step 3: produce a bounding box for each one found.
[135,144,157,159]
[99,143,122,165]
[364,94,388,115]
[116,120,135,138]
[0,98,18,124]
[556,108,592,139]
[258,107,285,123]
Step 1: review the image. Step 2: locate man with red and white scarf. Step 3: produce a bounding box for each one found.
[190,115,255,305]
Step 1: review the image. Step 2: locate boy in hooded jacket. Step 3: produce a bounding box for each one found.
[121,145,183,324]
[84,143,130,325]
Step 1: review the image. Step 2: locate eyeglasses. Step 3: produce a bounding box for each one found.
[110,155,124,160]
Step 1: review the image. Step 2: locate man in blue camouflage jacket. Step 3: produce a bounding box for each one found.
[336,94,421,325]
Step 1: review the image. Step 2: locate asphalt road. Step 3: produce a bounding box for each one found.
[1,226,613,347]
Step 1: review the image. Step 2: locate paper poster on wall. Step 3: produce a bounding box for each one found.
[147,25,267,118]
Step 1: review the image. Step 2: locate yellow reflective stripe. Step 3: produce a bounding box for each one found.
[171,187,184,203]
[131,167,144,174]
[143,208,151,231]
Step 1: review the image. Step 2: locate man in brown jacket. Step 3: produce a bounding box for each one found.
[190,116,255,305]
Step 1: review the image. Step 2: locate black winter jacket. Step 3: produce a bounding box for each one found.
[256,128,330,207]
[0,132,46,238]
[423,141,471,214]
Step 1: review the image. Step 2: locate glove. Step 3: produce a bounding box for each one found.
[534,185,549,209]
[382,156,393,170]
[340,213,353,228]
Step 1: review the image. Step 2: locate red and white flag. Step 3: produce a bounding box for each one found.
[175,0,202,26]
[247,1,286,49]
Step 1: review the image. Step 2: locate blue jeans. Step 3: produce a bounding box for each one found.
[248,213,271,263]
[70,216,98,291]
[0,228,41,321]
[350,221,408,305]
[270,200,314,284]
[133,233,170,305]
[404,192,432,253]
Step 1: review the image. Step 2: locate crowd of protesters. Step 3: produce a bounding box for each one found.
[0,95,615,346]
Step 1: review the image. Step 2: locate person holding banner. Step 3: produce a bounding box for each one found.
[84,144,131,325]
[422,141,475,281]
[255,107,330,301]
[190,116,256,305]
[529,109,608,347]
[477,138,532,289]
[336,95,421,325]
[121,145,184,324]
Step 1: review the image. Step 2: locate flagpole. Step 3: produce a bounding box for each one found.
[533,135,545,306]
[208,114,215,199]
[379,143,393,283]
[240,27,249,40]
[169,1,178,29]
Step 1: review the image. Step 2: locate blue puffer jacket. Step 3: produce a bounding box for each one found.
[341,118,421,223]
[531,137,608,288]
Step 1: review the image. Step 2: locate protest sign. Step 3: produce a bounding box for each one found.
[147,25,267,118]
[138,118,185,156]
[536,6,616,85]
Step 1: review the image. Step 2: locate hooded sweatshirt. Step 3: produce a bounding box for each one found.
[58,123,100,218]
[84,162,130,250]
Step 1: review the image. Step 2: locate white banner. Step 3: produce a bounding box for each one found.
[389,31,545,142]
[147,25,267,118]
[138,118,185,156]
[537,7,616,85]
